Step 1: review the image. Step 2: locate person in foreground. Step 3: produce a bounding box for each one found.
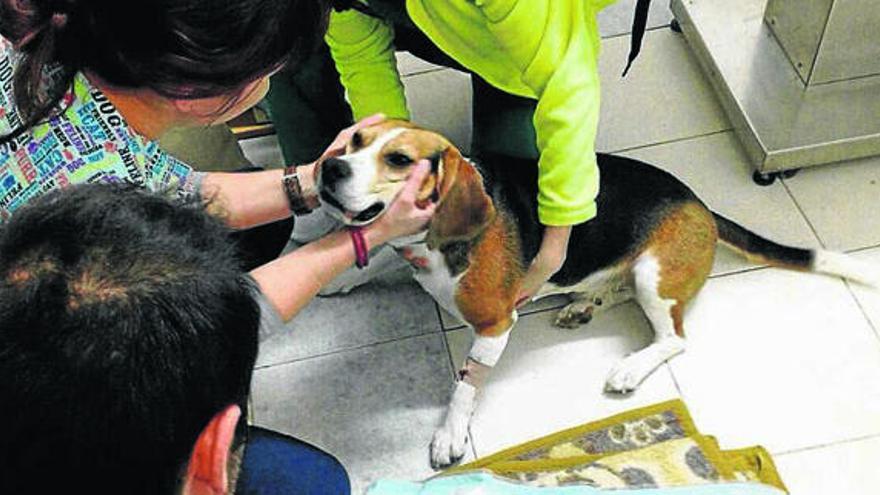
[0,171,432,494]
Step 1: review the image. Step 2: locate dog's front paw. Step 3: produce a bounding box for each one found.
[430,381,476,469]
[429,424,468,469]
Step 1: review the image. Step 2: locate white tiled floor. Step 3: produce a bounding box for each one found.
[244,2,880,493]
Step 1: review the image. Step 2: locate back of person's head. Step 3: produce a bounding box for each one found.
[0,0,332,144]
[0,184,261,494]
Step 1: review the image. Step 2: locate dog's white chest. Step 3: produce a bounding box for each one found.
[406,244,466,323]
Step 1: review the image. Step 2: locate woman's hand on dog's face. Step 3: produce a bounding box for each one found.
[369,160,436,244]
[319,113,386,164]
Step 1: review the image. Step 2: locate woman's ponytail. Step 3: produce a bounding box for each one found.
[1,0,77,146]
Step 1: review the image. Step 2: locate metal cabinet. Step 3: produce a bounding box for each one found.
[670,0,880,179]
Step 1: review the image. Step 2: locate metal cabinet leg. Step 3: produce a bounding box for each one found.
[752,169,800,186]
[752,171,778,186]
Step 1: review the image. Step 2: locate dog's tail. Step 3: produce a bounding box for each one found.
[714,212,880,288]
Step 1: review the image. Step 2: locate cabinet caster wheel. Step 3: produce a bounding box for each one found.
[752,169,799,186]
[752,171,778,186]
[670,19,682,33]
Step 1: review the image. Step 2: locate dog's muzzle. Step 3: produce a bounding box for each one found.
[318,157,387,224]
[320,189,385,225]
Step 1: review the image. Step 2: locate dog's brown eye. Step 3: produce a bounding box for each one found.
[386,152,413,167]
[351,132,363,148]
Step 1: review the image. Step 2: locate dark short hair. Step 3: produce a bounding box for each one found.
[0,184,261,494]
[0,0,332,144]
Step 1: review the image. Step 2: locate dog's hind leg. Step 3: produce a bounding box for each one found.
[605,254,685,393]
[430,313,515,469]
[605,202,716,393]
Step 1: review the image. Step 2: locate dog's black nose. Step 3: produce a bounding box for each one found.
[321,157,352,191]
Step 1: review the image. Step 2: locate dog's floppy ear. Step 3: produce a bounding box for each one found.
[426,146,496,250]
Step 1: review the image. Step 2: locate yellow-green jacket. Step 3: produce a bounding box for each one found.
[326,0,616,226]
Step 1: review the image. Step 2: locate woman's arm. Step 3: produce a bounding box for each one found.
[250,161,435,321]
[325,8,409,120]
[471,1,603,303]
[200,168,288,229]
[473,0,601,227]
[517,224,571,307]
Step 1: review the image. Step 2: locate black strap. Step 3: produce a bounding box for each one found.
[622,0,652,77]
[331,0,382,18]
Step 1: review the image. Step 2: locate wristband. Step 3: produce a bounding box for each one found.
[282,164,320,215]
[349,227,369,269]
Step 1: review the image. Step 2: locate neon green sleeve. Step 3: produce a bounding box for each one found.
[476,0,602,226]
[325,9,410,121]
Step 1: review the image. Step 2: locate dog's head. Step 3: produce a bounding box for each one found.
[319,120,496,249]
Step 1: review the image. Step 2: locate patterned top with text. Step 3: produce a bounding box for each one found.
[0,37,201,222]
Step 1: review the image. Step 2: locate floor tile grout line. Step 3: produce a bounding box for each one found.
[600,23,676,42]
[433,301,447,333]
[442,324,465,332]
[774,433,880,457]
[254,328,444,370]
[708,264,777,280]
[779,178,827,249]
[604,129,732,155]
[844,243,880,255]
[440,325,458,380]
[664,363,685,398]
[400,66,453,79]
[841,279,880,345]
[467,431,479,462]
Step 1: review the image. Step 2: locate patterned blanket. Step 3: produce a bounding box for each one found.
[442,400,787,492]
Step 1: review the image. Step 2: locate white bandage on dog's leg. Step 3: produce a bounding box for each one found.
[468,332,511,368]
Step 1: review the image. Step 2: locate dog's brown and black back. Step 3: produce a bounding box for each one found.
[477,153,701,276]
[477,152,817,288]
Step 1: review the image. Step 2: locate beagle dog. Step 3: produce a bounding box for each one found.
[318,120,878,469]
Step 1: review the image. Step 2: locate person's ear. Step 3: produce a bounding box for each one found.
[183,404,241,495]
[172,98,206,118]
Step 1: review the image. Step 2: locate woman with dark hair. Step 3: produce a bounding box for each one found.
[0,2,436,490]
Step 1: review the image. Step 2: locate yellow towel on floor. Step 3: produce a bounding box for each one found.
[442,400,787,493]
